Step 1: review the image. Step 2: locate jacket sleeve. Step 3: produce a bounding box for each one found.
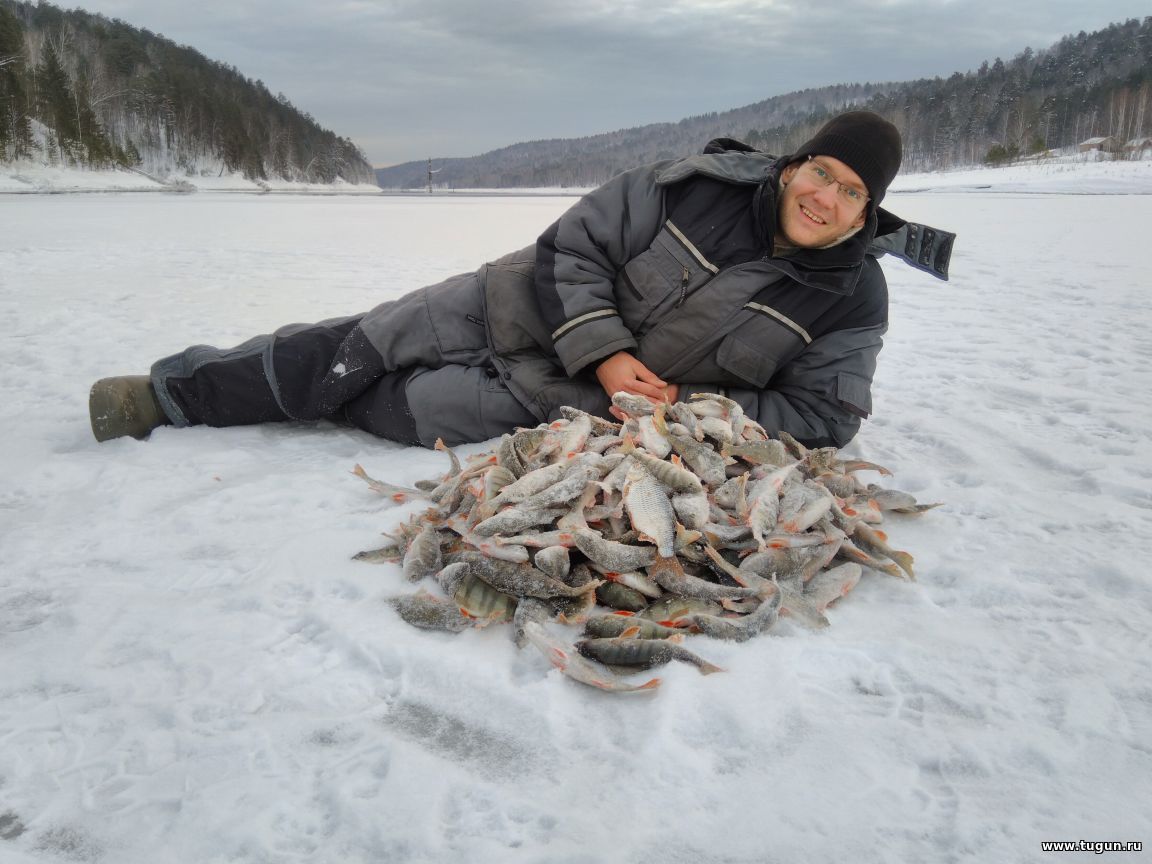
[688,322,887,449]
[535,161,674,376]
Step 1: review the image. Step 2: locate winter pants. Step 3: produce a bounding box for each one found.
[150,279,539,448]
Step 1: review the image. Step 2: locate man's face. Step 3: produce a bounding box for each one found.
[777,155,868,249]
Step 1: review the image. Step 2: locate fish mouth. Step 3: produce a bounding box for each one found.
[799,204,828,225]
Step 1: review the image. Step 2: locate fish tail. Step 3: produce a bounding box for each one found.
[898,502,944,514]
[653,404,669,436]
[889,551,916,580]
[676,524,703,546]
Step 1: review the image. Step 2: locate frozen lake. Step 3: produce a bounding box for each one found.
[1,189,1150,863]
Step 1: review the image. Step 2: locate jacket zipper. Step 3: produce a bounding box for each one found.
[676,266,690,307]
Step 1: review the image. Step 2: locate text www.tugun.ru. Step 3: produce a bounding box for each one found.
[1041,841,1142,854]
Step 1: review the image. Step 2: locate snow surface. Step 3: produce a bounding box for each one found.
[1,174,1150,863]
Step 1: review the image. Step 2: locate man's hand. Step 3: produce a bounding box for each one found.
[596,352,679,418]
[596,351,665,400]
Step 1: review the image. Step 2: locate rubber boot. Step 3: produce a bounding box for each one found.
[89,375,172,442]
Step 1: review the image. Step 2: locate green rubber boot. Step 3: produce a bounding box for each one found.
[89,375,172,442]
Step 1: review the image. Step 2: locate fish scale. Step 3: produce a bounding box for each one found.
[621,463,678,557]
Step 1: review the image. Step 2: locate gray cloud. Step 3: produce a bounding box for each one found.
[74,0,1151,165]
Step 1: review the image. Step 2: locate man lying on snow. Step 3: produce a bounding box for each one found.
[89,111,953,450]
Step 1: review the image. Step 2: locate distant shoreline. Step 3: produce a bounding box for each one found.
[4,155,1150,197]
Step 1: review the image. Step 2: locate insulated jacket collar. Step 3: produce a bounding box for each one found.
[655,148,912,297]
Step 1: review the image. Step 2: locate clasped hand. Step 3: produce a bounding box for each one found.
[595,351,679,419]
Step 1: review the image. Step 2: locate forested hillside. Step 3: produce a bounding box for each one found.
[0,0,375,183]
[378,17,1152,189]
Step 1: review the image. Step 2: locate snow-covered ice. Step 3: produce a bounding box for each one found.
[1,171,1150,863]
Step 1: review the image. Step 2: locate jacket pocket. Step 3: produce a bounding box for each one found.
[617,221,718,333]
[836,371,872,418]
[424,270,490,354]
[715,313,807,388]
[716,333,775,387]
[482,259,553,354]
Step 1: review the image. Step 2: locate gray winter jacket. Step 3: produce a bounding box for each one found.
[478,145,953,447]
[151,143,950,449]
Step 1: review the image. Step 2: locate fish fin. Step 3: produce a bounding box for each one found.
[618,626,641,638]
[675,524,702,546]
[475,612,503,629]
[653,404,669,436]
[895,503,944,514]
[638,677,662,690]
[889,551,916,580]
[756,581,780,600]
[667,633,686,644]
[874,529,889,542]
[876,561,905,579]
[697,661,725,675]
[843,459,892,476]
[611,610,636,617]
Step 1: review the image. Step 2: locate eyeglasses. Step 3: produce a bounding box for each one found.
[800,157,869,208]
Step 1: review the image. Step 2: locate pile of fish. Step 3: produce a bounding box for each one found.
[351,392,940,692]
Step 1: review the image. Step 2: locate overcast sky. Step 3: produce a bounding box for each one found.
[73,0,1150,167]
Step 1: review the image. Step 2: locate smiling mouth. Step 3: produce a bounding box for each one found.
[800,205,827,225]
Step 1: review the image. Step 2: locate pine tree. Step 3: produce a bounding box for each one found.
[35,42,79,161]
[0,3,30,158]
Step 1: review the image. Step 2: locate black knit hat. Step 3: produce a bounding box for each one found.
[790,111,902,207]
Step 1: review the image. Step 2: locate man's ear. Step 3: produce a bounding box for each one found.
[780,163,799,184]
[851,209,866,229]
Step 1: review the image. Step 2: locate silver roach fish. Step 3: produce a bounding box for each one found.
[349,392,940,691]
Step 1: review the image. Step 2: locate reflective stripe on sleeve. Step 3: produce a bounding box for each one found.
[551,308,619,341]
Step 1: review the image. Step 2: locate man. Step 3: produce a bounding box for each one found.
[89,111,953,449]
